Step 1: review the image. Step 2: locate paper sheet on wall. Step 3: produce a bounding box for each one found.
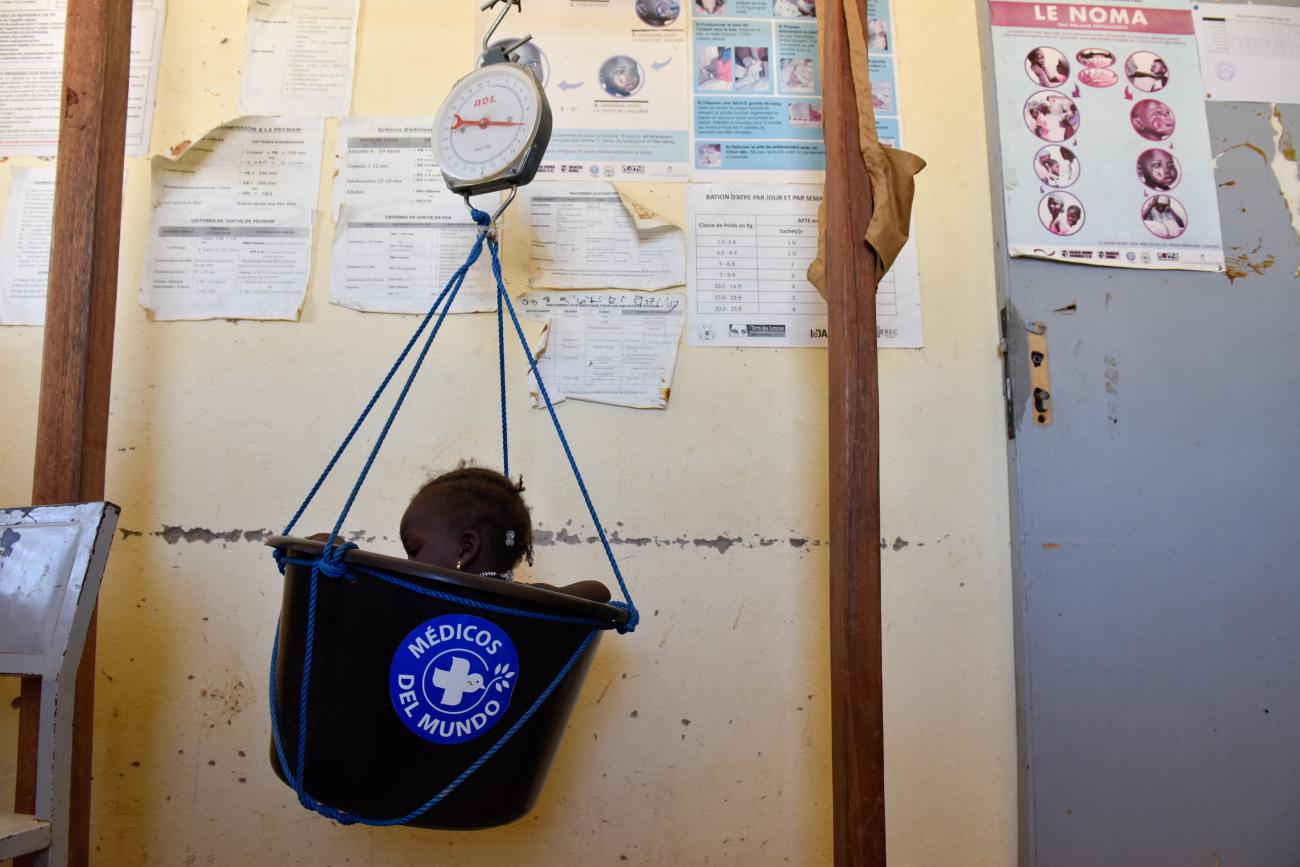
[687,183,922,348]
[0,167,55,326]
[330,116,499,313]
[332,116,457,217]
[140,117,324,320]
[238,0,359,117]
[0,0,166,156]
[520,182,685,291]
[331,205,501,314]
[989,0,1224,271]
[690,0,824,180]
[1193,4,1300,104]
[518,290,685,409]
[475,0,691,181]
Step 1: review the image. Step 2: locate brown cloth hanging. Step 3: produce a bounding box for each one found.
[808,0,926,295]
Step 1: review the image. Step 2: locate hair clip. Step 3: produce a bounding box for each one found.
[505,529,516,547]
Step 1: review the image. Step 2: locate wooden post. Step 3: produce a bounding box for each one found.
[823,0,885,864]
[16,1,135,865]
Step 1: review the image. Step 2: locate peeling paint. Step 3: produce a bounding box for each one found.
[1225,246,1276,283]
[693,536,738,554]
[1268,105,1300,244]
[891,537,908,551]
[0,527,20,558]
[121,523,831,555]
[160,526,245,544]
[535,526,824,551]
[1213,141,1270,166]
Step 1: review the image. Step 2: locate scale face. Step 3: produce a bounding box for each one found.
[434,60,552,197]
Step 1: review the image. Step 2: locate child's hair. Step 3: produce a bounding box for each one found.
[407,463,534,569]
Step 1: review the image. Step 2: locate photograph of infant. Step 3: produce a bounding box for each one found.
[788,101,822,127]
[1141,194,1187,239]
[773,0,815,17]
[872,81,894,114]
[779,57,815,94]
[1024,91,1080,143]
[867,18,888,51]
[1025,46,1069,88]
[1131,99,1175,142]
[636,0,681,26]
[698,46,769,92]
[599,55,644,98]
[1033,145,1080,188]
[1039,192,1085,237]
[484,39,549,88]
[1136,148,1180,191]
[1126,51,1169,93]
[697,46,733,89]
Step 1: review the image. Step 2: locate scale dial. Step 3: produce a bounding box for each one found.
[433,61,551,196]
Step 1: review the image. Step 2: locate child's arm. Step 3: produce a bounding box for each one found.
[528,580,613,603]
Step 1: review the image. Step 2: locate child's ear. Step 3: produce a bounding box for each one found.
[459,530,481,565]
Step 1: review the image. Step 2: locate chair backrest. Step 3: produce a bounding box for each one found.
[0,501,118,863]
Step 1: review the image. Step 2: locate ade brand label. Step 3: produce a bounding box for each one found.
[389,614,519,745]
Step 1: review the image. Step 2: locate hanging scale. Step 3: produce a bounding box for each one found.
[433,0,552,234]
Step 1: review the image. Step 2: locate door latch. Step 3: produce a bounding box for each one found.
[1026,322,1052,426]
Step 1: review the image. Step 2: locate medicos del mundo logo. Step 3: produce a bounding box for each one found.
[389,614,519,745]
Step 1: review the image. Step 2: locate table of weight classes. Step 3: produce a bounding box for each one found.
[694,212,823,316]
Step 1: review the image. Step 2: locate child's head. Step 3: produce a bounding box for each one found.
[400,464,534,576]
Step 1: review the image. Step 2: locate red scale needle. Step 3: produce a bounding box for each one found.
[450,113,526,131]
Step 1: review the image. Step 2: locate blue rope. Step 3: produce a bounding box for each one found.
[497,274,510,478]
[279,211,491,546]
[320,215,491,551]
[268,592,598,827]
[488,236,640,634]
[270,207,641,828]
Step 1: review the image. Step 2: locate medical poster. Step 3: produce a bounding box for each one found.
[330,116,498,313]
[1193,4,1300,104]
[686,183,822,348]
[687,183,922,348]
[476,0,691,181]
[0,167,56,326]
[518,290,686,409]
[989,0,1224,271]
[691,0,824,179]
[520,182,685,291]
[238,0,360,117]
[140,118,324,320]
[0,0,166,156]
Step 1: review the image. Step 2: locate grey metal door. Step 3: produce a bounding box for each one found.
[983,7,1300,863]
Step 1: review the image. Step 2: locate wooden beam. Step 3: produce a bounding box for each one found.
[17,2,135,865]
[823,0,885,864]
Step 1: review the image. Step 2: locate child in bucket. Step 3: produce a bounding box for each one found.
[399,464,611,603]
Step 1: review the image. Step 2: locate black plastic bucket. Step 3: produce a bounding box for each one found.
[267,536,628,829]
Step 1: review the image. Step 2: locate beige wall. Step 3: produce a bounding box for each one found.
[0,1,1016,864]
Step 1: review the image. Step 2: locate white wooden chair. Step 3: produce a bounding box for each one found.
[0,502,118,866]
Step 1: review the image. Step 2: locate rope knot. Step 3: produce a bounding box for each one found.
[612,601,639,634]
[314,541,357,579]
[272,548,288,575]
[469,207,491,228]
